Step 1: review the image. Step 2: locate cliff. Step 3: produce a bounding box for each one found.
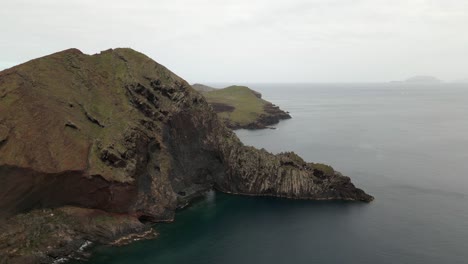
[193,84,291,129]
[0,48,372,263]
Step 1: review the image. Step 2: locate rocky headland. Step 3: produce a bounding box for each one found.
[0,48,373,263]
[192,84,291,129]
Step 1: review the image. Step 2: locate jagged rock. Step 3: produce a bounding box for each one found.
[0,48,373,263]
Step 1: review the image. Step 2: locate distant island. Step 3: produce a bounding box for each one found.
[453,78,468,83]
[403,76,442,84]
[192,84,291,129]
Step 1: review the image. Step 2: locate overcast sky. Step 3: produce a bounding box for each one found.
[1,0,467,82]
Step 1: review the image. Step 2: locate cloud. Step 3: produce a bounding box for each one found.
[1,0,467,82]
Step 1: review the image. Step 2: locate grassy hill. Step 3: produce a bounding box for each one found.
[194,85,291,129]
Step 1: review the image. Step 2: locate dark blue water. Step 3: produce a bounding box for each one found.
[84,83,468,264]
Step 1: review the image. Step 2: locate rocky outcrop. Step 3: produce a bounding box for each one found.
[0,48,373,263]
[216,150,370,201]
[0,207,156,264]
[226,102,292,130]
[243,103,292,130]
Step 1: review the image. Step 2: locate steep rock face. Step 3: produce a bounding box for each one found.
[0,48,372,261]
[216,149,370,200]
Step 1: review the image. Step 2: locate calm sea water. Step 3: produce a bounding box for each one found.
[82,83,468,264]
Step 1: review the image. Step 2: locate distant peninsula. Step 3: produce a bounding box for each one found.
[192,84,291,129]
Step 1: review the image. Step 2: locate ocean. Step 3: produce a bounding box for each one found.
[80,83,468,264]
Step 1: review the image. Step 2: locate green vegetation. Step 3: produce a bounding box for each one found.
[202,85,268,127]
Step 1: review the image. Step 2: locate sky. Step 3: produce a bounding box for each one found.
[1,0,467,83]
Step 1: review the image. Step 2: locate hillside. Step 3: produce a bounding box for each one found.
[195,85,291,129]
[0,48,372,263]
[192,83,218,92]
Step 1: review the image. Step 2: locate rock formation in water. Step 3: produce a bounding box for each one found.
[193,84,291,129]
[0,48,373,263]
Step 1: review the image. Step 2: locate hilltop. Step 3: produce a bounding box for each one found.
[0,48,372,263]
[192,83,218,92]
[193,84,291,129]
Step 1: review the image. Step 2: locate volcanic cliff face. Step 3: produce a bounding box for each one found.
[0,48,372,262]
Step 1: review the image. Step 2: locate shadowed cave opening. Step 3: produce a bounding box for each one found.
[138,215,154,223]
